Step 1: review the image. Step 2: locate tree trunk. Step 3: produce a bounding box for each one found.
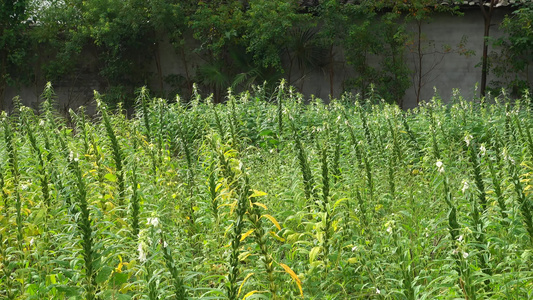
[180,47,193,97]
[154,42,164,93]
[329,44,334,98]
[480,0,495,98]
[1,51,6,111]
[416,20,423,105]
[0,83,5,112]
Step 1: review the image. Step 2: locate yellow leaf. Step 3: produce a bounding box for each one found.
[269,231,285,242]
[333,198,347,209]
[115,255,128,273]
[348,257,357,264]
[105,201,115,211]
[237,272,254,298]
[280,263,303,296]
[225,223,234,237]
[218,203,233,209]
[243,290,260,299]
[262,214,281,230]
[250,189,267,198]
[240,229,255,242]
[239,251,251,262]
[253,202,268,210]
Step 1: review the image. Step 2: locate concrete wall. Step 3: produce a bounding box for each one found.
[4,7,532,113]
[402,8,510,108]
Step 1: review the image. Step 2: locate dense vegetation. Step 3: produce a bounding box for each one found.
[1,83,533,299]
[1,0,532,108]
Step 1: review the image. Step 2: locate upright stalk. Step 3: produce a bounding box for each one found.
[96,94,126,207]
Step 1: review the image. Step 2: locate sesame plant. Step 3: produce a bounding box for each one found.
[1,83,533,299]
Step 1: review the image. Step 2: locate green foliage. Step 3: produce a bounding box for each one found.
[2,84,533,298]
[245,0,312,70]
[35,0,166,106]
[328,3,411,106]
[0,0,34,109]
[492,3,533,96]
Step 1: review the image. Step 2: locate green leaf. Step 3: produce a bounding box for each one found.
[111,272,129,286]
[259,129,274,136]
[55,285,81,297]
[102,290,132,300]
[309,246,322,263]
[104,173,117,182]
[96,266,113,284]
[116,294,132,300]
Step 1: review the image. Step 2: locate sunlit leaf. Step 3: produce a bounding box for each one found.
[280,263,303,296]
[261,214,281,230]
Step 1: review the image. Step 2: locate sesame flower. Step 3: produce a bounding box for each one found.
[147,217,160,227]
[138,243,147,262]
[461,180,469,193]
[464,134,473,146]
[436,161,444,173]
[480,144,486,156]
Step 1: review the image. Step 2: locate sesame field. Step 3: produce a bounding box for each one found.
[1,84,533,299]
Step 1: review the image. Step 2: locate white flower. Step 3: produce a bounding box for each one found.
[386,226,393,234]
[30,238,34,246]
[69,151,79,162]
[462,180,469,193]
[457,235,464,242]
[147,217,160,227]
[138,243,147,262]
[376,288,381,295]
[464,134,473,146]
[163,241,168,248]
[480,144,486,156]
[436,161,444,173]
[463,252,469,259]
[502,149,515,164]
